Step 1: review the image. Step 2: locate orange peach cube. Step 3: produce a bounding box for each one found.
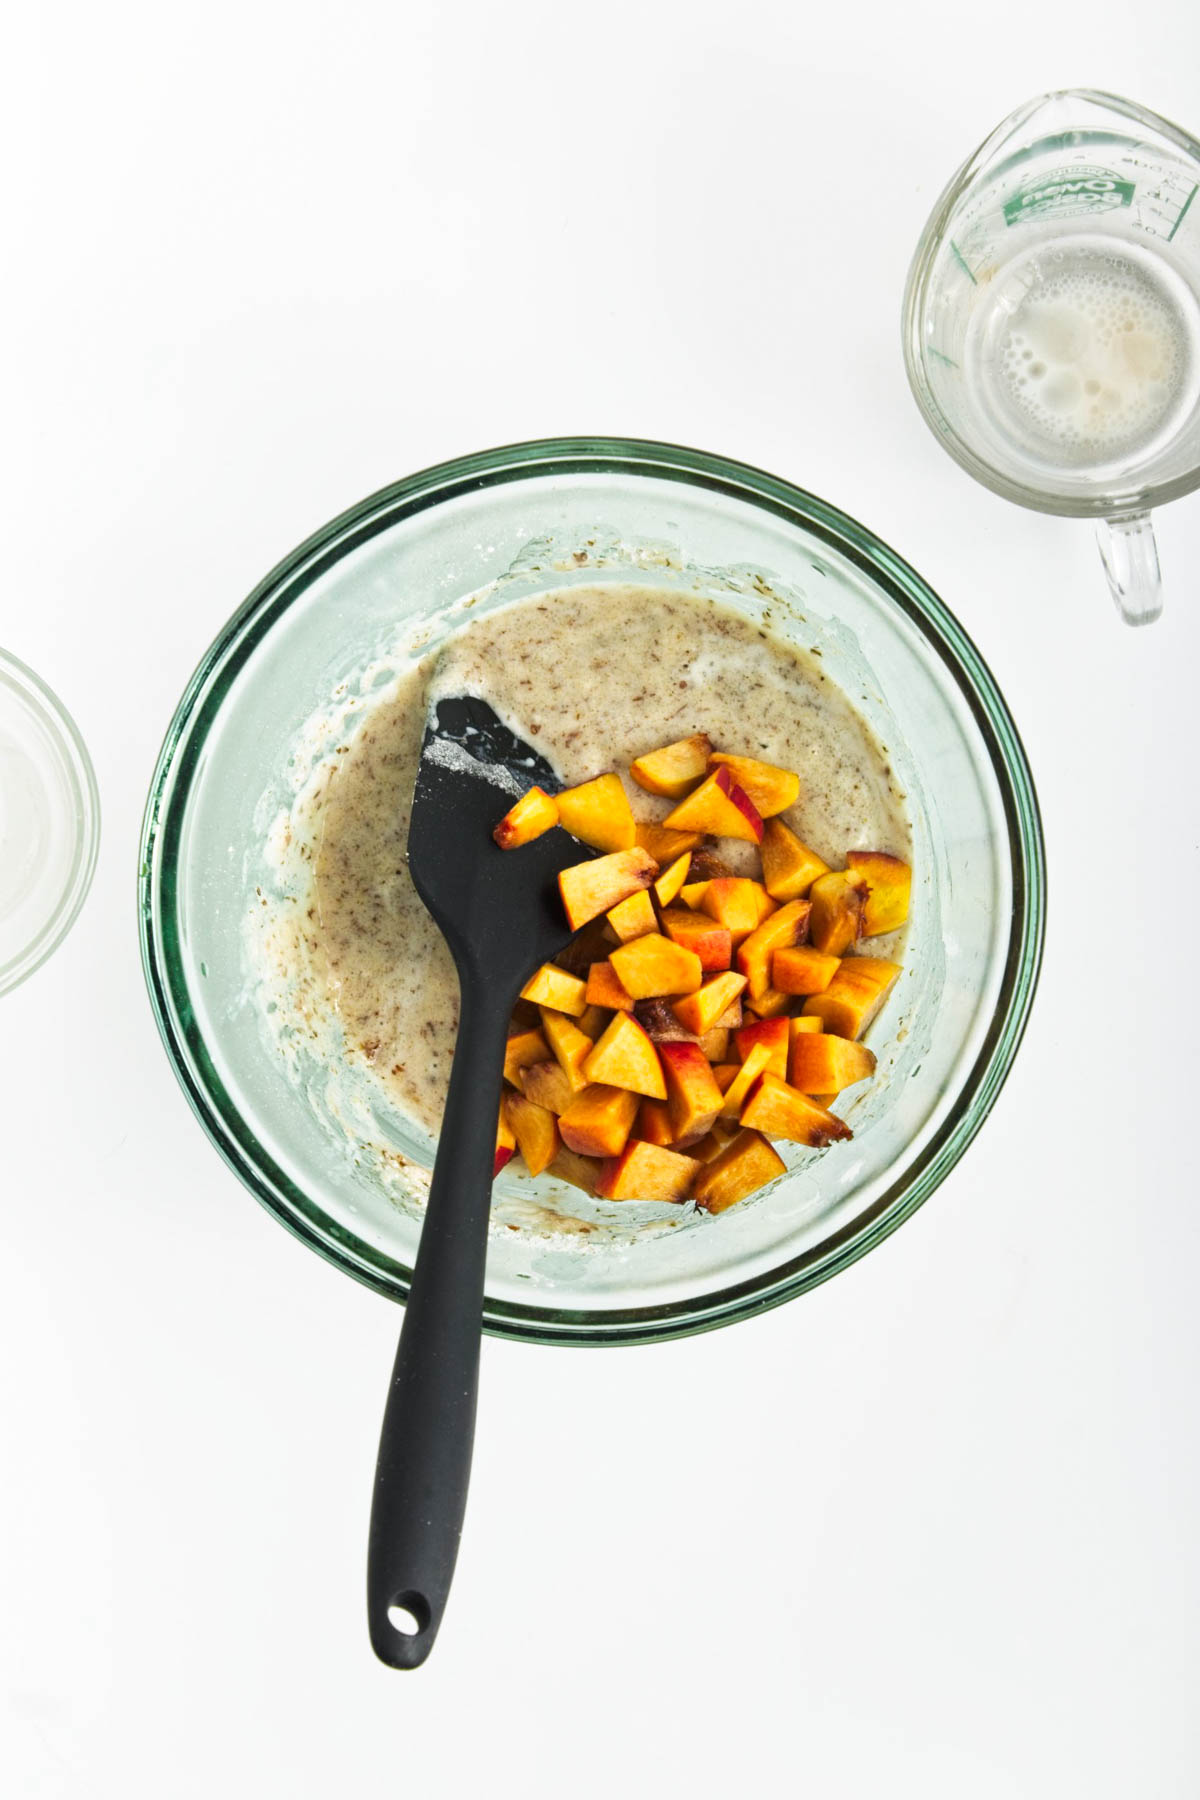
[736,899,812,998]
[653,853,692,908]
[635,1097,676,1147]
[520,962,588,1017]
[582,1012,667,1099]
[630,733,714,800]
[503,1026,551,1087]
[503,1091,561,1176]
[692,1129,787,1213]
[699,878,763,944]
[538,1007,595,1092]
[659,907,732,971]
[493,785,559,849]
[558,1083,640,1158]
[733,1015,790,1079]
[671,970,748,1038]
[659,1041,724,1142]
[585,961,634,1012]
[610,933,703,999]
[555,772,637,853]
[606,887,658,943]
[772,944,840,995]
[594,1139,700,1202]
[808,869,868,956]
[788,1033,876,1096]
[802,956,900,1040]
[759,819,830,901]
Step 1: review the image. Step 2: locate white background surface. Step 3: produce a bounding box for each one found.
[2,4,1198,1795]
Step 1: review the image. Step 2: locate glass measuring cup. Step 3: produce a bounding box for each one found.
[903,90,1200,625]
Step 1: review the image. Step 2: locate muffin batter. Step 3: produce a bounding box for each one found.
[291,584,908,1140]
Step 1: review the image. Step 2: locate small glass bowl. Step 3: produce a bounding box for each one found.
[1,649,100,997]
[139,439,1045,1346]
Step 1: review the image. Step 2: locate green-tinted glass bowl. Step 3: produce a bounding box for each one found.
[139,438,1044,1346]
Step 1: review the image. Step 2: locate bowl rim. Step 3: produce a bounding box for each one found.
[138,435,1046,1347]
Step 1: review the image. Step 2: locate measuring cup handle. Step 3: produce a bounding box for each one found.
[1096,512,1163,627]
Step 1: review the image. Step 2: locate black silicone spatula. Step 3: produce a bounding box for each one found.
[366,696,591,1669]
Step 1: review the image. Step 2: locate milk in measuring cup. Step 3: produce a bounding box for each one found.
[965,235,1200,477]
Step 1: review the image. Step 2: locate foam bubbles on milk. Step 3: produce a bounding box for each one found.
[994,253,1187,463]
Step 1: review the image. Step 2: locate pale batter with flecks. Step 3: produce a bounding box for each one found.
[282,584,908,1140]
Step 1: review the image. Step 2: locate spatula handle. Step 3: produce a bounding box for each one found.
[366,980,512,1668]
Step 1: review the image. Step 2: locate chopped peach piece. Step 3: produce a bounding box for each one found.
[789,1033,876,1095]
[708,752,800,818]
[711,1062,742,1094]
[583,1012,667,1099]
[789,1015,823,1041]
[802,956,900,1039]
[539,1008,595,1093]
[671,970,748,1038]
[734,1015,790,1077]
[595,1138,699,1202]
[736,899,812,998]
[664,766,763,843]
[692,1129,787,1214]
[493,785,559,849]
[740,1074,852,1147]
[630,733,714,800]
[555,772,636,853]
[659,1041,724,1143]
[607,887,658,943]
[698,1027,731,1064]
[760,818,830,901]
[520,962,588,1017]
[633,998,698,1042]
[748,882,778,924]
[772,944,840,995]
[549,1148,602,1194]
[635,820,706,863]
[519,1059,576,1116]
[495,1104,516,1177]
[718,1041,773,1117]
[653,853,691,908]
[503,1027,550,1087]
[559,847,658,930]
[504,1091,561,1176]
[636,1097,676,1147]
[699,878,762,943]
[808,869,868,956]
[845,851,912,936]
[679,879,711,909]
[558,1083,640,1158]
[585,960,635,1012]
[610,933,703,999]
[659,907,732,971]
[746,987,792,1019]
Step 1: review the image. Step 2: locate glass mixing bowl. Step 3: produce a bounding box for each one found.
[139,438,1044,1346]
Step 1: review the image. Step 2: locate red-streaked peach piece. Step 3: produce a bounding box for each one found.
[845,851,912,936]
[495,1104,516,1177]
[708,753,799,818]
[493,786,559,849]
[740,1074,851,1147]
[659,907,733,971]
[733,1015,790,1079]
[663,766,763,844]
[558,847,658,931]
